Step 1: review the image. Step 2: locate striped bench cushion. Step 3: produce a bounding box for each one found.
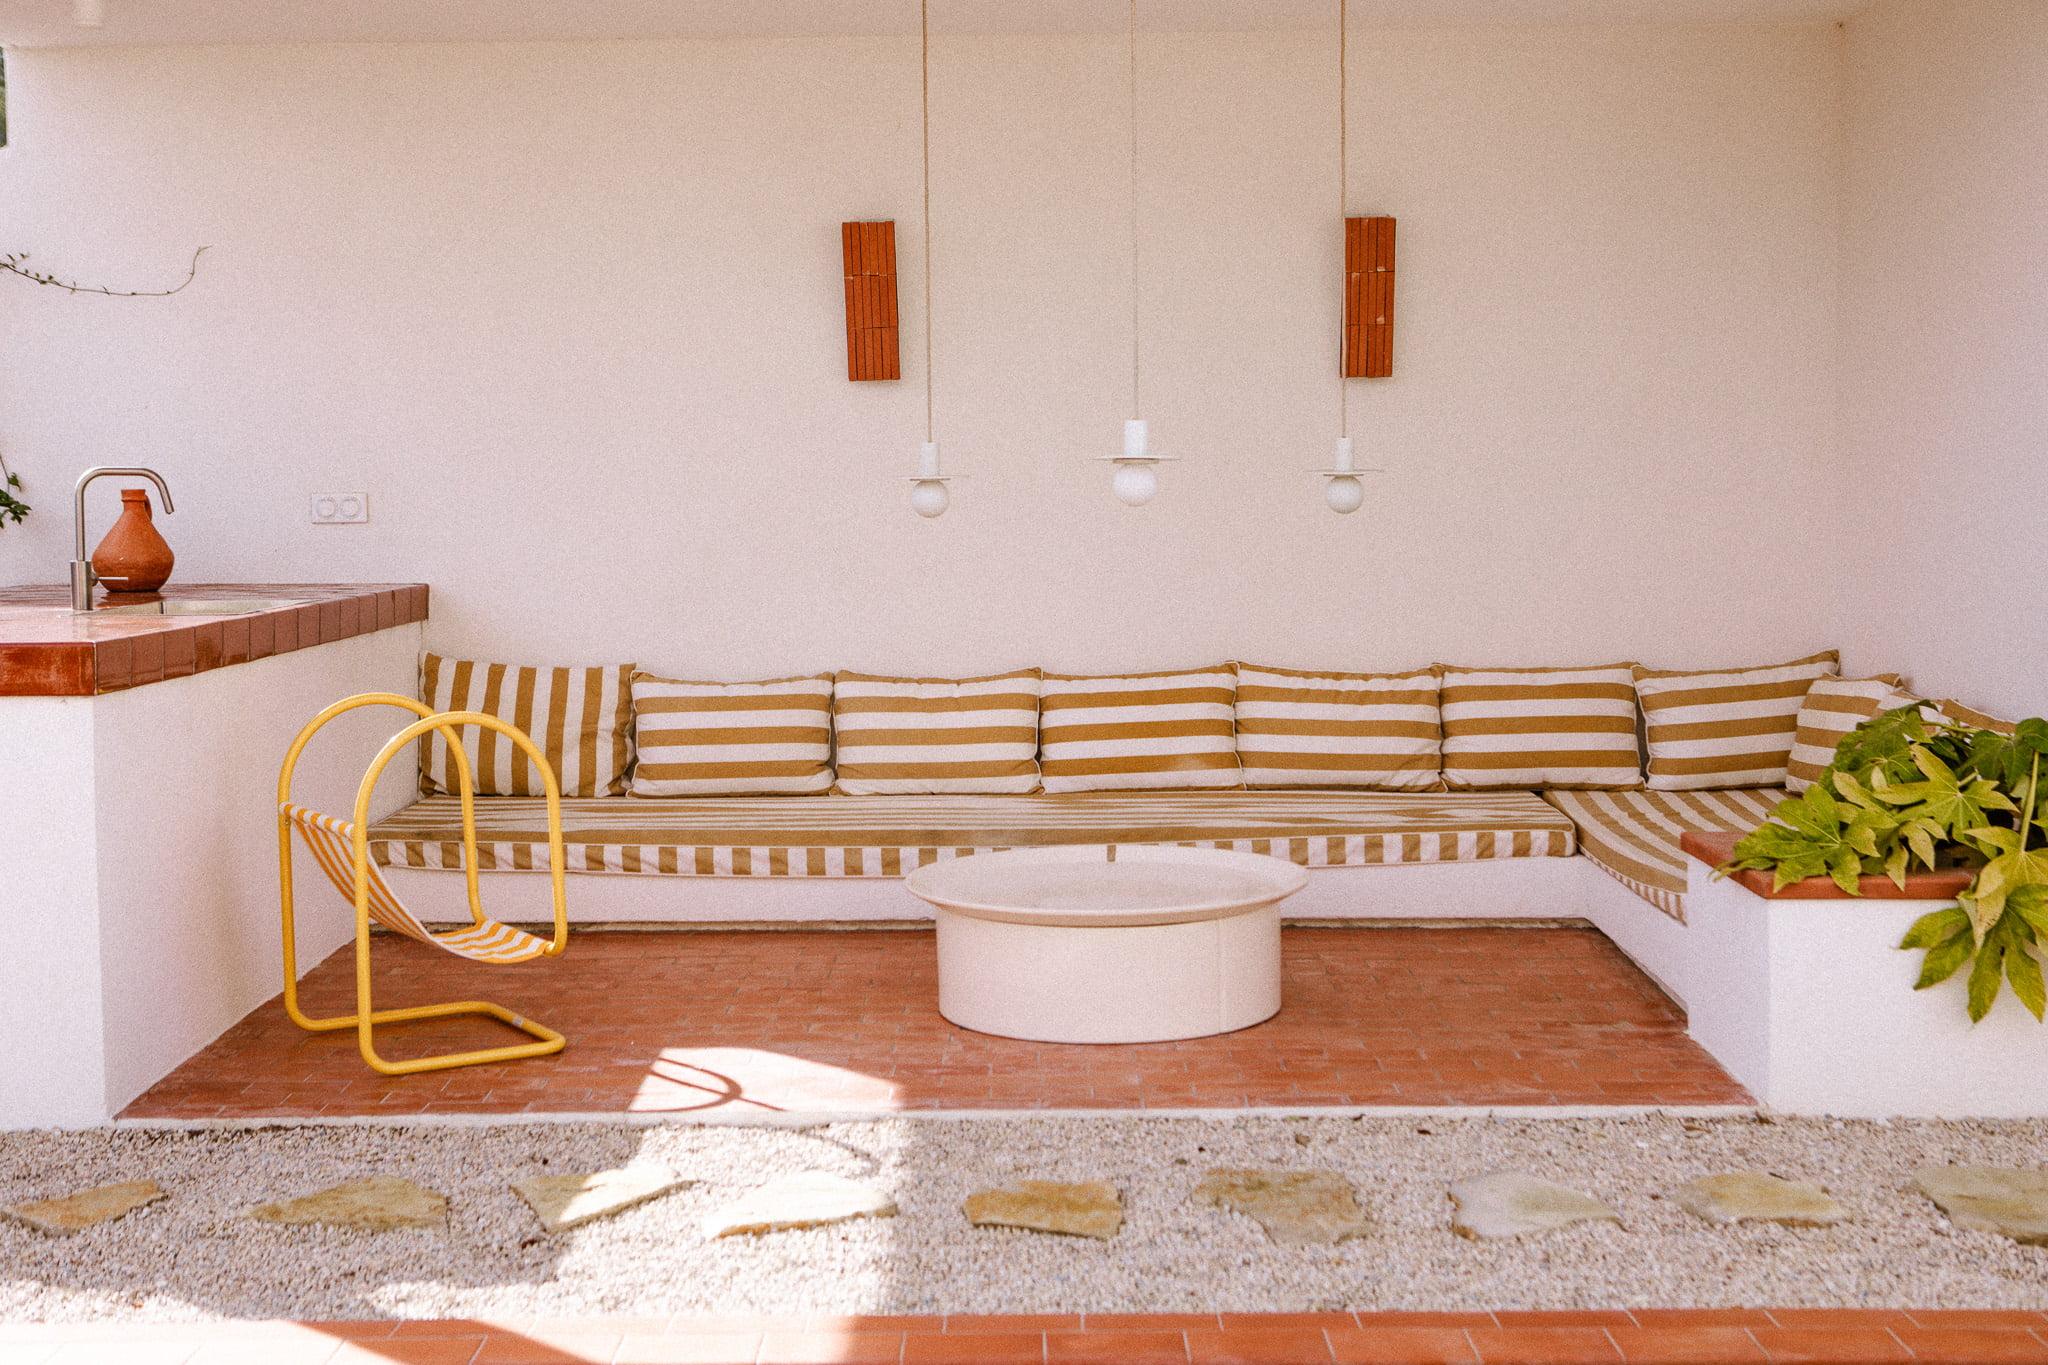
[630,672,835,796]
[420,654,634,798]
[1039,666,1242,793]
[1437,663,1643,790]
[1233,663,1442,791]
[1542,787,1783,923]
[1633,651,1838,791]
[367,790,1576,878]
[832,670,1041,794]
[1785,675,1911,793]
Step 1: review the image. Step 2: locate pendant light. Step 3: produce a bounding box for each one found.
[907,0,959,518]
[1317,0,1379,515]
[1101,0,1174,507]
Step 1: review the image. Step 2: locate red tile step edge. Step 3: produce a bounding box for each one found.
[5,1308,2048,1363]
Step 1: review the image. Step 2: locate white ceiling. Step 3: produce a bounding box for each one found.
[0,0,1874,49]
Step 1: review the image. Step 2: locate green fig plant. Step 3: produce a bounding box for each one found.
[1719,704,2048,1022]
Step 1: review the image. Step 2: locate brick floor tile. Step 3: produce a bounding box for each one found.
[903,1331,1045,1362]
[1352,1317,1495,1331]
[945,1317,1078,1335]
[1748,1328,1909,1362]
[472,1330,624,1363]
[1185,1327,1337,1363]
[328,1340,487,1365]
[122,927,1747,1118]
[1046,1328,1189,1362]
[614,1332,762,1364]
[1625,1311,1773,1329]
[1326,1325,1478,1363]
[1904,1311,2048,1330]
[1605,1327,1766,1363]
[1467,1328,1622,1364]
[1492,1313,1633,1329]
[755,1328,909,1362]
[618,1342,765,1365]
[1890,1328,2048,1362]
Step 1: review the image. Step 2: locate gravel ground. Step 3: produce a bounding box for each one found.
[2,1114,2046,1323]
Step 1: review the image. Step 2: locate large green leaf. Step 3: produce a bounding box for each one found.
[1966,927,2007,1022]
[1877,745,2016,839]
[2006,935,2047,1021]
[1916,933,1976,990]
[1900,906,1970,950]
[1963,825,2048,940]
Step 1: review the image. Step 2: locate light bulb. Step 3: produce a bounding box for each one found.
[910,479,950,519]
[1324,475,1364,515]
[1112,462,1158,507]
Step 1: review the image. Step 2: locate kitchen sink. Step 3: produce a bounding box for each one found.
[94,598,303,617]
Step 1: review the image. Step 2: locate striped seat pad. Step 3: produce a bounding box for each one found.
[368,791,1575,878]
[285,804,552,962]
[1541,787,1784,924]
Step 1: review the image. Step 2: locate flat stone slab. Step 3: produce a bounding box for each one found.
[1676,1173,1847,1227]
[513,1167,691,1234]
[964,1180,1122,1240]
[1192,1168,1371,1246]
[703,1170,896,1239]
[249,1177,447,1232]
[1915,1166,2048,1245]
[3,1180,166,1235]
[1449,1172,1620,1240]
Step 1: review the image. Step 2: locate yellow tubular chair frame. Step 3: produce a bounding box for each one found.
[277,692,571,1076]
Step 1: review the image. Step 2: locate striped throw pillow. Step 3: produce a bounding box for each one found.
[1438,663,1643,790]
[1938,699,2018,735]
[1634,651,1839,791]
[1039,666,1241,793]
[1785,674,1911,793]
[1233,663,1441,791]
[629,672,834,796]
[832,669,1042,795]
[419,654,634,798]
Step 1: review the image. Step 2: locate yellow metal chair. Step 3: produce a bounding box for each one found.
[277,692,570,1075]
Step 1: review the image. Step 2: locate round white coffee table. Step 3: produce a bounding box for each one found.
[903,846,1308,1044]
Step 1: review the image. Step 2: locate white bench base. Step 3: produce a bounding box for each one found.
[1682,863,2048,1118]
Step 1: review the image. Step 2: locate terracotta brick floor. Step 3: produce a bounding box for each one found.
[8,1310,2048,1363]
[122,926,1747,1119]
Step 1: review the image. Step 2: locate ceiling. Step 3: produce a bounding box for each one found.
[0,0,1874,49]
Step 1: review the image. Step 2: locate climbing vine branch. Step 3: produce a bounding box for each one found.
[0,245,209,297]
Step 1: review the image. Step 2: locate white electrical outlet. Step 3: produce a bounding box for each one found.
[310,492,369,524]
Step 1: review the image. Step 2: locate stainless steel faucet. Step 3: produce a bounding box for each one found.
[71,466,175,612]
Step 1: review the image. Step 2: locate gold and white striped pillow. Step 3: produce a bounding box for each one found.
[1438,663,1643,790]
[1938,699,2018,735]
[629,672,834,796]
[832,669,1042,795]
[1785,674,1911,793]
[419,654,634,798]
[1634,651,1839,791]
[1039,666,1241,793]
[1233,663,1441,791]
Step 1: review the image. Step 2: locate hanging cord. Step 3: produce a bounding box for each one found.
[1338,0,1349,440]
[1129,0,1141,420]
[921,0,935,444]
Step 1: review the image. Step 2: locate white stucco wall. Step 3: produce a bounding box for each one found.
[0,23,1846,678]
[1835,0,2048,723]
[0,624,421,1128]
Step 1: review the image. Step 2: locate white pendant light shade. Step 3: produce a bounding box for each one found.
[908,440,954,519]
[1103,419,1175,507]
[1316,435,1378,515]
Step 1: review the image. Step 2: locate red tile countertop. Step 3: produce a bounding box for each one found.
[0,583,428,696]
[1682,829,1974,900]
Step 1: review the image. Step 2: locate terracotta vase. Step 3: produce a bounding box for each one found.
[91,488,176,595]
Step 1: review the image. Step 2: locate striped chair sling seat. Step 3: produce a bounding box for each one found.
[284,802,551,963]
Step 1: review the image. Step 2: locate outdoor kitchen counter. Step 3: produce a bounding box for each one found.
[0,582,428,1127]
[0,583,428,695]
